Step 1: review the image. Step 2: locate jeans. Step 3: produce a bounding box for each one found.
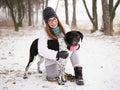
[45,51,80,79]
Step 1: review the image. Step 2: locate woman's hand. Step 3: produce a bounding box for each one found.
[56,51,69,60]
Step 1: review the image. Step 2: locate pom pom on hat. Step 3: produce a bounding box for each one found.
[43,7,58,23]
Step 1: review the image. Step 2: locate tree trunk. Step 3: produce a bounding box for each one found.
[101,0,112,35]
[55,0,60,12]
[109,0,120,32]
[14,23,19,31]
[109,0,114,32]
[42,0,45,25]
[11,9,19,31]
[45,0,48,7]
[17,0,24,27]
[82,0,98,32]
[64,0,69,25]
[71,0,77,28]
[4,0,24,31]
[28,0,32,26]
[35,0,39,24]
[91,0,98,32]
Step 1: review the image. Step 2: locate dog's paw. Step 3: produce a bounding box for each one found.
[38,70,42,73]
[62,78,67,83]
[58,77,66,85]
[23,76,28,79]
[58,80,65,85]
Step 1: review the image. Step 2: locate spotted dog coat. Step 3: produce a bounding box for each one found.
[57,38,72,85]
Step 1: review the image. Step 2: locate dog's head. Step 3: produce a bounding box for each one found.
[64,31,83,51]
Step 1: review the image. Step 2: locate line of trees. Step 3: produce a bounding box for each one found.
[0,0,120,36]
[81,0,120,35]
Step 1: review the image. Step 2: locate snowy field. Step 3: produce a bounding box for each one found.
[0,28,120,90]
[0,0,120,90]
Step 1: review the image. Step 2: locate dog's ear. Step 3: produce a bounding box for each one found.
[77,31,83,42]
[64,31,70,40]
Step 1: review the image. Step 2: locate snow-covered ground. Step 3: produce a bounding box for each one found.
[0,28,120,90]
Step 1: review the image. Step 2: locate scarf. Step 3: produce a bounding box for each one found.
[52,26,61,36]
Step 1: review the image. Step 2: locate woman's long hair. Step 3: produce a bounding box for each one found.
[45,19,66,39]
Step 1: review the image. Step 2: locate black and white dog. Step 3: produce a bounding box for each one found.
[23,31,83,85]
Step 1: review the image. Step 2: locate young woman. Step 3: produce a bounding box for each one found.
[38,7,84,85]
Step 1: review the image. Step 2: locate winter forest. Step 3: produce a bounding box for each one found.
[0,0,120,34]
[0,0,120,90]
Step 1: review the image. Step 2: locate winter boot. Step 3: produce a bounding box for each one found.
[74,67,84,85]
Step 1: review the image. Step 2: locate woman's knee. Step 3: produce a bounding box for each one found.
[45,64,58,78]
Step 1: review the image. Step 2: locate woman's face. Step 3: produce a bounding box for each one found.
[48,17,58,28]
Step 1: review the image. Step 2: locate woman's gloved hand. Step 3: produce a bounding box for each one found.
[56,51,69,60]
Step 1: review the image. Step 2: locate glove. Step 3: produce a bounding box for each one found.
[56,51,69,60]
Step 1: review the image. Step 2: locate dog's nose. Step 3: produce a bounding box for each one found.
[72,41,78,45]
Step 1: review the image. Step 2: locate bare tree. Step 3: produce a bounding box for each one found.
[55,0,60,12]
[101,0,111,35]
[45,0,48,7]
[0,1,9,21]
[64,0,69,25]
[101,0,120,35]
[82,0,98,32]
[71,0,77,28]
[4,0,25,31]
[35,0,39,24]
[28,0,32,26]
[1,0,44,30]
[41,0,45,25]
[109,0,120,32]
[26,0,42,26]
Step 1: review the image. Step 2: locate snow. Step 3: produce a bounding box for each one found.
[0,0,120,90]
[0,28,120,90]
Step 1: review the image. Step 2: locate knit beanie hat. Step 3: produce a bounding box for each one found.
[43,7,58,23]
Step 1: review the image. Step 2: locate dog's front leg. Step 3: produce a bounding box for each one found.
[57,60,63,85]
[37,56,44,73]
[58,73,66,85]
[61,71,67,83]
[58,75,65,85]
[57,59,67,85]
[61,61,67,83]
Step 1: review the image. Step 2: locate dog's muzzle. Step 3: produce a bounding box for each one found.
[70,44,80,52]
